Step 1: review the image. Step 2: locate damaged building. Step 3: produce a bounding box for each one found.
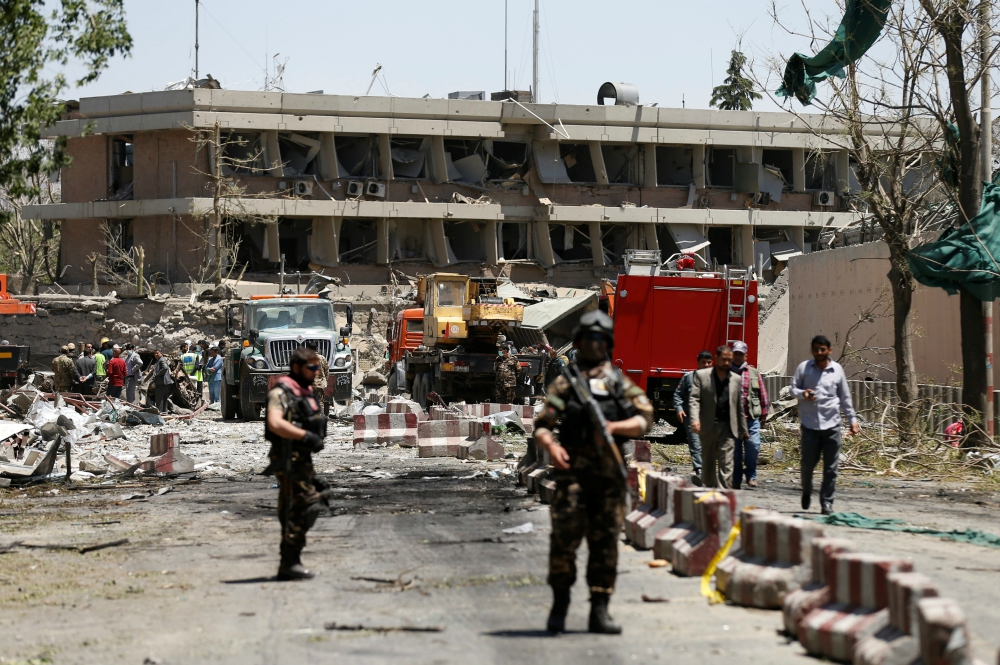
[26,87,868,288]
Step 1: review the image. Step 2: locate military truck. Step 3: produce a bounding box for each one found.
[221,295,354,420]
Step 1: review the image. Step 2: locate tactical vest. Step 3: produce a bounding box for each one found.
[264,376,328,453]
[558,363,636,478]
[747,366,763,419]
[181,351,197,376]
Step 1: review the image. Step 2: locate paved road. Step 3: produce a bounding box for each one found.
[0,440,997,664]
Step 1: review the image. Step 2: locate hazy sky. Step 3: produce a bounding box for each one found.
[67,0,833,112]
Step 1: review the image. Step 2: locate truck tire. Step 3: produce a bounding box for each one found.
[220,369,238,420]
[412,372,430,408]
[239,377,263,421]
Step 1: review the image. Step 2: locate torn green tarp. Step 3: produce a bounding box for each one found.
[814,512,1000,549]
[776,0,892,105]
[907,181,1000,301]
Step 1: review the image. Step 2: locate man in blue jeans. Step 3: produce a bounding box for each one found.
[791,335,860,515]
[730,341,769,489]
[673,350,714,486]
[206,347,224,404]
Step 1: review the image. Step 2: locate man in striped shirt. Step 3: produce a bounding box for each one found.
[730,341,769,489]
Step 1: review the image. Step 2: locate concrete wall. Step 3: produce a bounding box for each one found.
[786,241,1000,385]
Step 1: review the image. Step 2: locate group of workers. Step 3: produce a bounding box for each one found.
[674,335,859,515]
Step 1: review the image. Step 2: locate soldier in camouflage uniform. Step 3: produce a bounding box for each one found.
[305,341,330,415]
[51,346,79,393]
[534,311,653,634]
[264,346,328,580]
[493,344,520,404]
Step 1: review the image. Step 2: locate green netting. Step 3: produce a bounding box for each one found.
[814,512,1000,549]
[907,181,1000,301]
[776,0,892,105]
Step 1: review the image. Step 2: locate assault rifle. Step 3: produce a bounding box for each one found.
[561,365,629,482]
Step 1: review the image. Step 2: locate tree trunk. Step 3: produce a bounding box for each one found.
[960,286,989,442]
[887,250,919,439]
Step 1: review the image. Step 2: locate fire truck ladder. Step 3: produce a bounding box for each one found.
[724,267,752,347]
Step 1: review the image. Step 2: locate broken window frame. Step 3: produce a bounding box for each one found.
[761,149,794,190]
[655,145,695,187]
[277,132,322,177]
[549,224,593,262]
[338,219,378,264]
[601,143,639,185]
[109,135,134,200]
[335,135,381,179]
[443,221,488,263]
[499,222,529,261]
[484,139,531,182]
[804,150,836,191]
[390,136,430,180]
[707,147,736,188]
[221,131,266,176]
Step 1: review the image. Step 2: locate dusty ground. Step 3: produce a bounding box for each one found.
[1,413,998,665]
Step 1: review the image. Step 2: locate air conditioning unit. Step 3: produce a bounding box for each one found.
[346,181,364,197]
[814,190,836,207]
[367,182,387,198]
[293,180,313,197]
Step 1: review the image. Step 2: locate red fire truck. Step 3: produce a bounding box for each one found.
[611,250,759,424]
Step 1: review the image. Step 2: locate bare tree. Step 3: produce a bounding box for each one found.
[188,121,279,285]
[0,153,61,289]
[761,0,996,441]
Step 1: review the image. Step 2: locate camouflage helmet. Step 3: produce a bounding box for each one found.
[573,310,615,348]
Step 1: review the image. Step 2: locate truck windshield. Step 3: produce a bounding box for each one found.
[251,303,334,330]
[436,281,465,307]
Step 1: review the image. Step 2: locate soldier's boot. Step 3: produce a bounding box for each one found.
[277,548,314,581]
[546,586,571,633]
[588,592,622,635]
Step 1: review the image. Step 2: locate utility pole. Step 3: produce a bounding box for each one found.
[532,0,539,103]
[504,0,508,91]
[982,0,994,440]
[194,0,200,80]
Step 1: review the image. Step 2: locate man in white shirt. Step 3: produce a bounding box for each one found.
[791,335,860,515]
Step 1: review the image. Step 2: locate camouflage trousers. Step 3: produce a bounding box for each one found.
[271,448,323,558]
[548,476,626,594]
[495,384,516,404]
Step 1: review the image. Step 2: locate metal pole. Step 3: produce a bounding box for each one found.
[279,254,285,295]
[194,0,200,80]
[983,0,994,440]
[504,0,508,91]
[532,0,539,103]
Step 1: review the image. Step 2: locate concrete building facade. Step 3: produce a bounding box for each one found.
[26,89,869,287]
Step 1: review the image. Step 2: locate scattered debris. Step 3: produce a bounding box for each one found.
[324,623,444,633]
[502,522,534,535]
[641,594,670,603]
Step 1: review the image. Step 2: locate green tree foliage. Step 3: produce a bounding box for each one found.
[0,1,131,202]
[709,50,762,111]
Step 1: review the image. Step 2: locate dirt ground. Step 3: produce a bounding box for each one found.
[1,416,998,665]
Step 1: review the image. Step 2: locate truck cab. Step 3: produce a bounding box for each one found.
[222,295,353,420]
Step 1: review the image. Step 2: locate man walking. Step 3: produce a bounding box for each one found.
[151,349,174,413]
[106,345,127,399]
[493,344,520,404]
[688,346,748,489]
[264,346,328,580]
[673,350,714,485]
[791,335,860,515]
[534,311,653,634]
[731,341,770,489]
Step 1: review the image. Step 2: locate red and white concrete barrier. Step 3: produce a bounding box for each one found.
[386,398,427,420]
[782,536,857,635]
[854,572,940,665]
[624,472,687,550]
[672,490,740,577]
[797,553,914,662]
[417,419,505,461]
[141,432,194,473]
[353,413,418,449]
[652,486,709,563]
[716,509,825,608]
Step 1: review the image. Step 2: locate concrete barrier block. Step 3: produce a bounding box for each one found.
[887,572,938,635]
[672,493,736,577]
[353,413,418,448]
[149,432,179,456]
[386,398,426,420]
[799,605,890,662]
[916,597,974,665]
[782,537,856,635]
[853,626,919,665]
[832,553,914,610]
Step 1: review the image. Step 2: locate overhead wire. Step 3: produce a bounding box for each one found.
[198,2,268,79]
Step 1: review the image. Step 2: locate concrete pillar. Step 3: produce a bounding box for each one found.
[692,145,706,189]
[428,135,449,184]
[484,220,500,265]
[835,150,850,194]
[263,130,284,177]
[644,223,660,251]
[590,142,609,184]
[376,218,390,265]
[425,219,453,267]
[262,223,280,262]
[377,134,394,180]
[310,217,341,267]
[589,222,606,267]
[788,226,805,252]
[532,222,557,268]
[739,225,755,269]
[318,133,341,180]
[643,144,657,187]
[792,148,806,192]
